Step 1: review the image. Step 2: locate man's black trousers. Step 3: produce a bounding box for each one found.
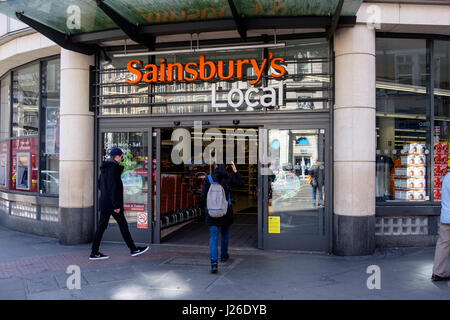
[91,209,137,253]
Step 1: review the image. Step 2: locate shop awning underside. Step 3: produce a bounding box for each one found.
[0,0,362,54]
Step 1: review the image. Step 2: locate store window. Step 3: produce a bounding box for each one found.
[1,74,10,140]
[269,38,331,111]
[0,57,60,195]
[40,58,60,194]
[12,63,39,137]
[0,141,8,189]
[433,40,450,202]
[99,38,332,115]
[0,75,10,189]
[376,38,431,202]
[100,54,150,115]
[11,63,40,193]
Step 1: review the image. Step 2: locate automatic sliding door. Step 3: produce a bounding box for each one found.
[262,128,329,251]
[99,130,150,244]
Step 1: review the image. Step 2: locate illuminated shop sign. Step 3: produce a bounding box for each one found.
[125,53,287,109]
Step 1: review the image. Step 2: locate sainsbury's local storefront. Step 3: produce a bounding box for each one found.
[95,37,333,252]
[0,0,449,255]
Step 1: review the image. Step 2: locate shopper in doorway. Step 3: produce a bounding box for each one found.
[90,147,148,260]
[306,161,324,207]
[200,163,243,274]
[432,172,450,281]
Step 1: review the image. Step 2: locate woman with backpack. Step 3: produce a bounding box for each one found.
[200,163,243,274]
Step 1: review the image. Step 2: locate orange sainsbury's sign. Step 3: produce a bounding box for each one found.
[125,52,286,85]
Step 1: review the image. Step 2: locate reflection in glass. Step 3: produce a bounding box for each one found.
[269,39,331,111]
[267,129,325,236]
[0,153,7,187]
[100,55,150,115]
[102,132,148,225]
[13,64,39,137]
[40,58,60,195]
[0,74,10,140]
[433,40,450,202]
[376,38,430,202]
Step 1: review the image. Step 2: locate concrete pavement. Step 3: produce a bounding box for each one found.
[0,225,449,300]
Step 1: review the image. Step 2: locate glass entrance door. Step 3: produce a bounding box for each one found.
[261,127,330,251]
[98,130,151,244]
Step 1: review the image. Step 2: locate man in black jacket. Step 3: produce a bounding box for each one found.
[200,163,243,273]
[90,148,148,260]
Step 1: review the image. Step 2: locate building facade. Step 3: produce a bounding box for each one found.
[0,0,448,255]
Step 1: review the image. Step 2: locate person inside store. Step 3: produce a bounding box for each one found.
[90,147,149,260]
[432,171,450,281]
[200,162,243,274]
[305,161,324,207]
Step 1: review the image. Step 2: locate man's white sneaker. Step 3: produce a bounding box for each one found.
[89,252,110,260]
[131,246,149,257]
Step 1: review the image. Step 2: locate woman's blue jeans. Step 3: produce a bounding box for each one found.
[209,225,230,266]
[312,185,323,206]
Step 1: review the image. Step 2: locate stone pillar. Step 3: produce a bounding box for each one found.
[59,49,95,245]
[333,24,376,256]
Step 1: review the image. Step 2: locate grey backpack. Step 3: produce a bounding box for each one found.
[206,174,230,218]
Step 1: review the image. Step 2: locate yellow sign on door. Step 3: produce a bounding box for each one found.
[268,216,280,234]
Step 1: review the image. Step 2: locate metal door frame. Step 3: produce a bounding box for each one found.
[152,127,161,244]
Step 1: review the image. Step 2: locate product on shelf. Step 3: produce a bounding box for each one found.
[395,189,426,201]
[395,166,426,178]
[434,141,449,155]
[403,142,427,155]
[434,188,442,201]
[448,142,450,168]
[394,142,427,201]
[394,177,425,190]
[400,155,426,166]
[433,142,449,202]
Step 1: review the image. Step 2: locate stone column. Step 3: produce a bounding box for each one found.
[59,49,95,245]
[333,24,376,255]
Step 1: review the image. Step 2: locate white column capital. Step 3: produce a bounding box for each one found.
[60,48,94,71]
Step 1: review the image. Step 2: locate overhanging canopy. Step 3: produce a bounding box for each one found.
[0,0,362,54]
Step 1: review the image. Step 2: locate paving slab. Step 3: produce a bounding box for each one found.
[1,225,450,300]
[0,278,26,299]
